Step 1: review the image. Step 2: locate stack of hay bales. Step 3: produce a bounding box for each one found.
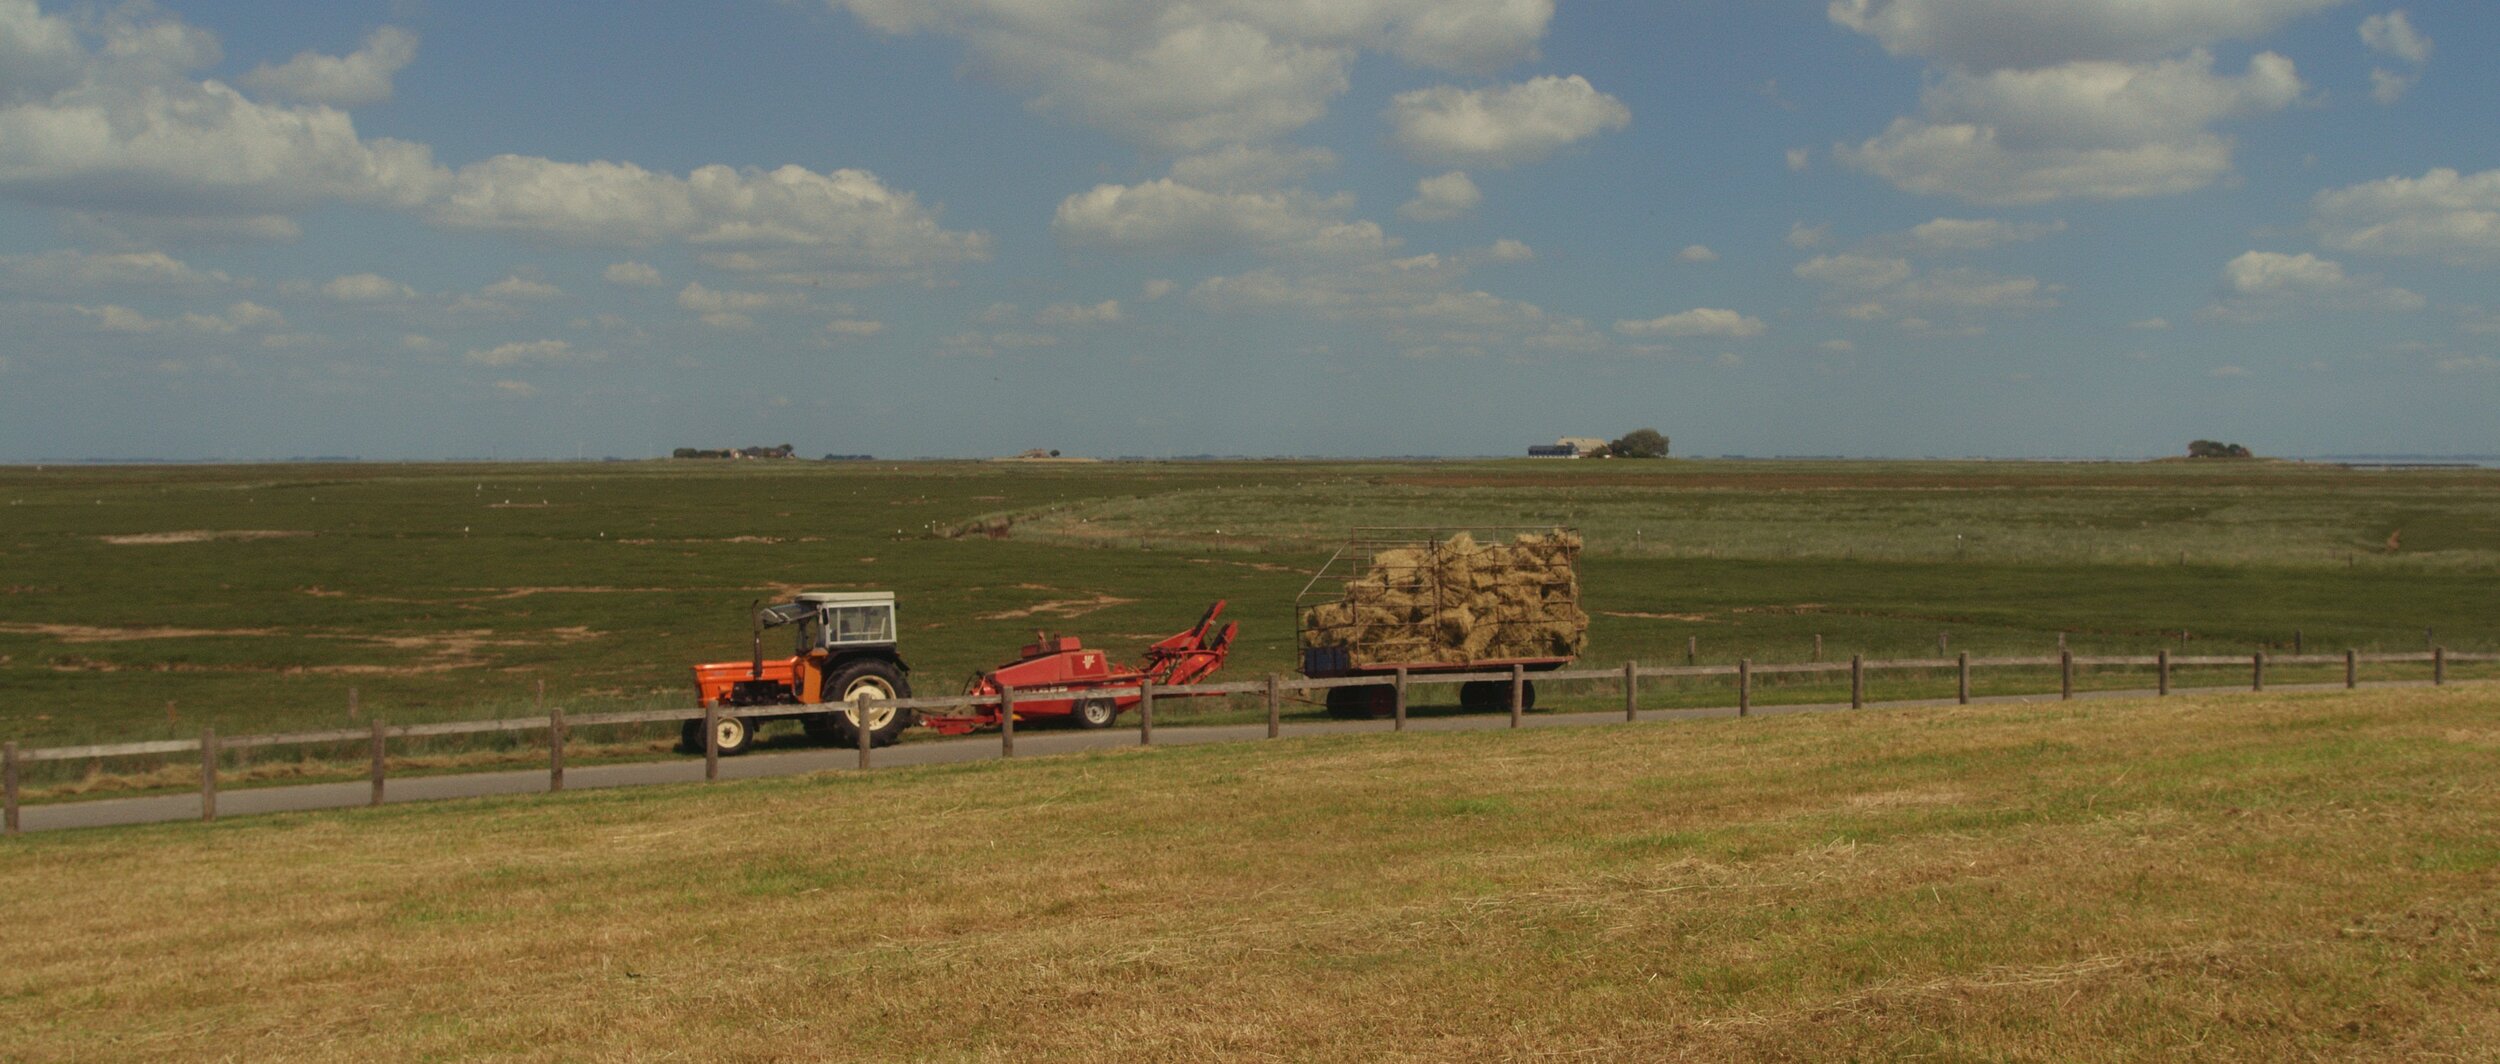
[1299,529,1588,666]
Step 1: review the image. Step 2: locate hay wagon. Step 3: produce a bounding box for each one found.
[1295,527,1588,717]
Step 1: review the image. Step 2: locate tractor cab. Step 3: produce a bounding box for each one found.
[769,591,898,654]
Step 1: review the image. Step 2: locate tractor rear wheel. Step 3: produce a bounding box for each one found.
[1071,697,1117,729]
[682,714,754,756]
[818,660,915,748]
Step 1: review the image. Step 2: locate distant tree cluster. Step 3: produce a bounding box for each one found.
[1601,428,1670,459]
[672,444,796,460]
[2186,440,2253,459]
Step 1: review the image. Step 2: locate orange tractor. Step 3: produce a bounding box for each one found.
[689,593,1235,754]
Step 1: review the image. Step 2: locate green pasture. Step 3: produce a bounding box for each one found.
[2,459,2495,770]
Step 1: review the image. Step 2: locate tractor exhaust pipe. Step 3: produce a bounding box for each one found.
[749,598,765,679]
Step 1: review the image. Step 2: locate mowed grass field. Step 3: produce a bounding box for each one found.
[2,686,2496,1060]
[1,458,2496,781]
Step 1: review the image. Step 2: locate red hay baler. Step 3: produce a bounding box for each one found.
[929,600,1238,734]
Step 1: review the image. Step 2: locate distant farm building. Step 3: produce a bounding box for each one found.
[1530,437,1609,458]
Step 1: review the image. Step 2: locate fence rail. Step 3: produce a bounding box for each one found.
[4,648,2490,833]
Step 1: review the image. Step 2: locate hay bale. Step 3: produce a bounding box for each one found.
[1301,528,1586,665]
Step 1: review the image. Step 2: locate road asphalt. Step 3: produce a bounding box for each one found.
[5,679,2453,834]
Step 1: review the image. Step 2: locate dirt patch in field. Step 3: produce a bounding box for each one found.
[1598,610,1714,622]
[1845,789,1968,810]
[1187,557,1302,574]
[39,625,606,675]
[980,595,1135,621]
[0,622,279,642]
[98,530,312,545]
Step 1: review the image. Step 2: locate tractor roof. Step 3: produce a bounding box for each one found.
[797,591,895,606]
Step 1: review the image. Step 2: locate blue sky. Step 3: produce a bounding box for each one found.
[0,0,2493,460]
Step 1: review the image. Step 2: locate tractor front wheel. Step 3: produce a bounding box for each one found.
[818,660,915,748]
[682,714,754,756]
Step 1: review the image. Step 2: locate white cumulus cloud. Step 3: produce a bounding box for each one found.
[1387,75,1630,168]
[1037,299,1122,325]
[321,272,415,302]
[1906,217,2066,252]
[1398,171,1481,221]
[1828,0,2343,70]
[465,339,601,366]
[1841,50,2303,205]
[1677,244,1720,263]
[2312,167,2500,266]
[604,261,662,287]
[241,26,418,108]
[1614,308,1766,339]
[826,0,1555,152]
[0,248,239,290]
[2202,250,2425,322]
[1053,179,1389,258]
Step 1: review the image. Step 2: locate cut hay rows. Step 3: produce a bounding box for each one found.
[1299,530,1590,665]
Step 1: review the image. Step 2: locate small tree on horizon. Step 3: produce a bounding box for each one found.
[1606,428,1670,458]
[2187,439,2253,459]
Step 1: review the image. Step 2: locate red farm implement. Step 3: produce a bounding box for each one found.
[929,600,1240,734]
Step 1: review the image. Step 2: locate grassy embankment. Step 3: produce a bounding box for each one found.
[2,459,2494,796]
[2,685,2495,1059]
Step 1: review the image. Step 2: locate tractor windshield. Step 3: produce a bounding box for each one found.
[827,604,894,645]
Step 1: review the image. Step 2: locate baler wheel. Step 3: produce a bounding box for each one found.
[823,660,915,747]
[1071,698,1117,729]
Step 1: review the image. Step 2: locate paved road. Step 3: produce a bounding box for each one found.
[7,679,2453,833]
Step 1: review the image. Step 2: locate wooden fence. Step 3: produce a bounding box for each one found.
[3,647,2487,835]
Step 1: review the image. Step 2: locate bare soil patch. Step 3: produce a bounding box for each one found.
[0,622,279,642]
[97,530,312,545]
[979,594,1135,620]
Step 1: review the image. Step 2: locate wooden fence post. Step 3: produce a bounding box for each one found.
[856,694,873,771]
[349,685,359,722]
[1813,634,1822,661]
[1264,674,1280,740]
[1623,660,1638,722]
[2252,653,2264,693]
[1141,681,1156,746]
[1000,686,1017,759]
[2435,646,2446,686]
[1393,668,1408,731]
[1738,659,1751,717]
[2345,649,2357,689]
[2293,629,2303,655]
[1939,632,1949,655]
[369,719,386,806]
[1957,651,1970,705]
[2060,650,2073,701]
[200,725,217,822]
[703,704,720,781]
[549,706,565,792]
[2158,650,2170,696]
[1850,654,1863,709]
[1686,636,1697,665]
[4,741,18,836]
[1508,664,1525,729]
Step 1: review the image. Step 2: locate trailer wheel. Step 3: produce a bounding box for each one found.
[823,660,915,747]
[1325,686,1384,719]
[1071,697,1117,729]
[1459,681,1502,712]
